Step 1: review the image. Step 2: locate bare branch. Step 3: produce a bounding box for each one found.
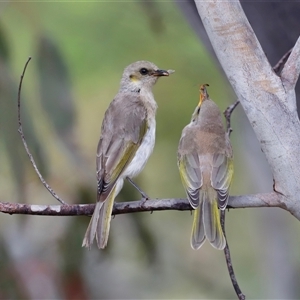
[18,57,67,205]
[0,192,285,217]
[221,210,246,300]
[223,100,240,136]
[222,100,242,300]
[0,202,92,216]
[281,36,300,91]
[228,192,285,209]
[273,48,292,75]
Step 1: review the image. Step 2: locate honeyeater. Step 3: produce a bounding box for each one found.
[177,84,233,250]
[82,61,173,249]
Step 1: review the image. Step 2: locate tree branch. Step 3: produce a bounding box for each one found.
[281,36,300,92]
[221,209,246,300]
[273,48,292,75]
[223,100,240,136]
[0,192,285,217]
[222,98,243,300]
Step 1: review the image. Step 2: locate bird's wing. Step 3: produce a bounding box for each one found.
[178,152,203,209]
[96,94,148,201]
[211,153,234,210]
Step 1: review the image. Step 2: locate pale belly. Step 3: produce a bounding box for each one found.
[122,118,156,179]
[113,119,156,196]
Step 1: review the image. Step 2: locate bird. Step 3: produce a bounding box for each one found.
[177,84,233,250]
[82,61,172,249]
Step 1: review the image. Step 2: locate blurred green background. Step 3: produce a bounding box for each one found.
[0,2,299,299]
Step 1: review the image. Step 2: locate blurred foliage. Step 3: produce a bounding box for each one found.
[37,35,75,142]
[0,2,299,299]
[0,25,47,205]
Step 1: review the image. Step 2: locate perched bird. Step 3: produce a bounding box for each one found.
[83,61,172,249]
[177,84,233,250]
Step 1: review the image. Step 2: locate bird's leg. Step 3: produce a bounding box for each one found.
[126,177,150,201]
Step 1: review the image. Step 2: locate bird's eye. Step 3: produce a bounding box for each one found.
[139,68,149,75]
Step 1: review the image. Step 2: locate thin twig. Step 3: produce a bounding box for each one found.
[221,210,246,300]
[224,100,240,137]
[222,99,244,299]
[17,57,67,205]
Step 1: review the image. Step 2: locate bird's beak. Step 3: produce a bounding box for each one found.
[198,83,210,107]
[198,92,205,107]
[152,69,170,77]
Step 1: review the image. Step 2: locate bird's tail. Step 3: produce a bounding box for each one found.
[191,186,226,250]
[82,186,116,249]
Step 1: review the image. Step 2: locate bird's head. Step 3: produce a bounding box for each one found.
[191,84,222,125]
[120,61,170,92]
[191,84,210,122]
